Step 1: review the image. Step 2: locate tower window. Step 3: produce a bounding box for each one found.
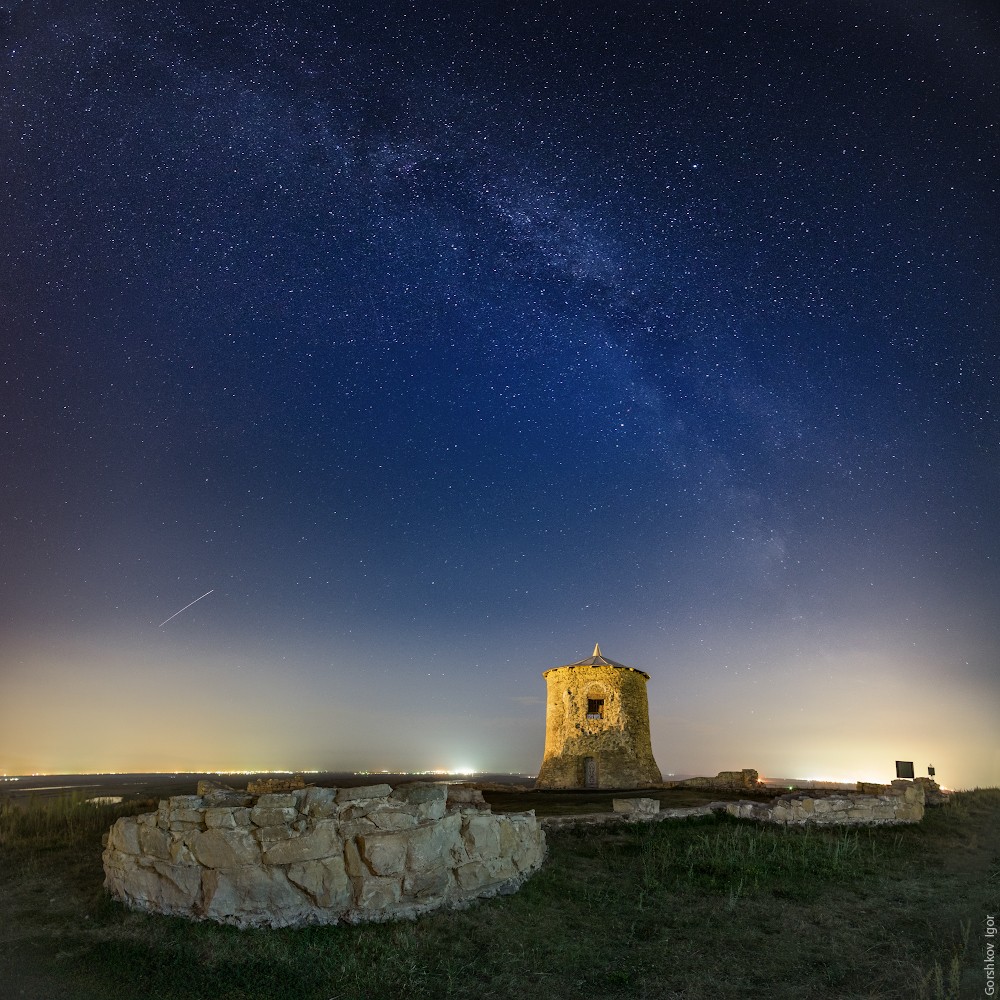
[586,698,605,720]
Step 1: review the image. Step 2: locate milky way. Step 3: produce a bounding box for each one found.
[2,2,997,785]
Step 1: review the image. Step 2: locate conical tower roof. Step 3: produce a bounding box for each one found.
[547,643,650,678]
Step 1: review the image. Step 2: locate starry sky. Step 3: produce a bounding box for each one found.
[2,1,997,788]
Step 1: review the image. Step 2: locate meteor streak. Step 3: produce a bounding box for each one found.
[158,589,214,627]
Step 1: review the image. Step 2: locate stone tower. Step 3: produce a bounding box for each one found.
[535,644,662,789]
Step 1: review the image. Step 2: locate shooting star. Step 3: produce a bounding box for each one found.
[159,589,214,628]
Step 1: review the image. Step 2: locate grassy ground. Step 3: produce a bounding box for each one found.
[1,787,997,999]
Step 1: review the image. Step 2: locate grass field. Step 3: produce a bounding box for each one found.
[1,786,997,999]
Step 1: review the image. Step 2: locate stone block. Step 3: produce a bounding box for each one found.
[857,781,888,795]
[201,866,310,928]
[152,860,202,897]
[515,838,544,872]
[255,793,299,809]
[391,782,448,806]
[336,784,392,803]
[169,808,205,825]
[204,808,238,829]
[489,856,518,882]
[506,818,544,871]
[138,823,171,861]
[369,809,421,831]
[167,836,197,866]
[189,828,260,868]
[105,852,200,914]
[352,875,402,912]
[301,787,340,817]
[402,867,451,900]
[108,818,141,855]
[343,838,370,877]
[454,860,491,891]
[155,802,173,829]
[462,815,501,859]
[254,824,300,843]
[102,850,129,888]
[262,821,342,865]
[250,806,298,828]
[497,816,519,857]
[287,856,352,910]
[168,796,205,810]
[612,797,659,815]
[339,817,378,839]
[416,799,447,822]
[358,830,409,876]
[407,814,462,872]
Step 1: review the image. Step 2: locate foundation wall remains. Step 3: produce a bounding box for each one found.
[103,782,545,929]
[670,769,763,793]
[541,781,927,830]
[857,776,947,805]
[244,774,306,795]
[722,780,925,825]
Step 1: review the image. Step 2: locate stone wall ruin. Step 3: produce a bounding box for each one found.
[670,769,764,793]
[722,780,925,825]
[103,782,545,929]
[541,780,927,831]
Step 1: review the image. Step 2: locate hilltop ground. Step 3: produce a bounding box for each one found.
[1,776,996,999]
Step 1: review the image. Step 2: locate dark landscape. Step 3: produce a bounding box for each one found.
[1,776,997,999]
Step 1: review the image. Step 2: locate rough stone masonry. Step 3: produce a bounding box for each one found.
[536,644,662,789]
[103,782,545,928]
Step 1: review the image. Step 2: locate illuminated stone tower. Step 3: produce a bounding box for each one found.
[535,644,662,789]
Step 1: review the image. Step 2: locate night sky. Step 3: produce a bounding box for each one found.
[2,2,997,787]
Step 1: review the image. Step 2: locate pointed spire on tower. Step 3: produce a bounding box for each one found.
[593,642,601,657]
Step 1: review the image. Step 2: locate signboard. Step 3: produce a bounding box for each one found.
[895,760,915,779]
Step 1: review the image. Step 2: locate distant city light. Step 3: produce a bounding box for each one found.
[353,768,479,777]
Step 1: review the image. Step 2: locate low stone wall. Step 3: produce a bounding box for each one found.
[103,782,545,928]
[914,777,948,805]
[723,780,925,826]
[541,781,926,831]
[670,768,763,793]
[245,774,306,795]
